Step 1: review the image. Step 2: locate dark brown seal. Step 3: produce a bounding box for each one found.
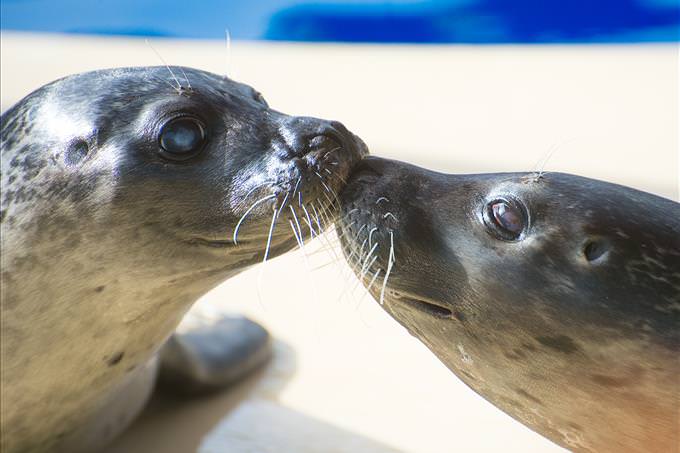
[337,156,679,453]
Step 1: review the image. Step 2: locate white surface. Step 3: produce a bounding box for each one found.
[2,32,678,453]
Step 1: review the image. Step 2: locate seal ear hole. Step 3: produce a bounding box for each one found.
[583,239,609,262]
[64,140,89,167]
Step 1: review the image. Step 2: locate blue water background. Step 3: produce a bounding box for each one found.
[1,0,679,43]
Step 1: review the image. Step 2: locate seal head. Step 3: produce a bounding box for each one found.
[337,156,680,453]
[1,66,366,452]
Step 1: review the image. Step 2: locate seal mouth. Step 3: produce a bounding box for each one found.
[397,296,453,319]
[186,237,238,248]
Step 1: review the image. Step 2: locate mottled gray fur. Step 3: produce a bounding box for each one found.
[1,66,366,452]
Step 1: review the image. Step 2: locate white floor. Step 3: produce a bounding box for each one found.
[2,33,678,453]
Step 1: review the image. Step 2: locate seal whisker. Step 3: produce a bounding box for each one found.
[224,28,232,77]
[376,197,389,205]
[359,236,369,259]
[144,39,183,93]
[383,212,399,222]
[335,244,367,302]
[342,225,364,263]
[359,251,379,283]
[320,173,345,206]
[316,201,334,228]
[301,204,318,239]
[389,228,396,263]
[149,75,182,93]
[314,202,328,228]
[315,171,341,206]
[178,67,193,91]
[233,194,276,245]
[366,268,382,292]
[289,220,303,249]
[322,146,342,159]
[341,234,368,292]
[276,191,291,217]
[317,209,343,261]
[289,205,305,246]
[320,189,335,209]
[311,204,324,233]
[354,253,379,299]
[323,168,347,186]
[360,243,378,271]
[379,231,396,305]
[288,219,306,251]
[354,267,383,312]
[368,227,378,248]
[262,209,279,263]
[292,176,302,198]
[348,223,368,249]
[347,242,375,297]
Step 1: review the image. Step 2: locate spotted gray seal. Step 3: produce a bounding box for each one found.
[336,156,679,452]
[0,66,367,453]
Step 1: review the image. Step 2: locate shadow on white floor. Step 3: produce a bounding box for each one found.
[105,341,404,453]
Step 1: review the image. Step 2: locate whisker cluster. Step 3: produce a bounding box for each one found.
[230,149,347,266]
[335,197,398,306]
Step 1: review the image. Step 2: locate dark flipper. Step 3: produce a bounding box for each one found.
[158,316,272,396]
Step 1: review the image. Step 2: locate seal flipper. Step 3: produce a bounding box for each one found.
[158,316,272,395]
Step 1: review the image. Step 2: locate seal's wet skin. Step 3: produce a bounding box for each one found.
[0,66,366,453]
[336,156,680,453]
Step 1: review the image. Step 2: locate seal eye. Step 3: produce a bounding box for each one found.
[158,117,206,161]
[483,198,527,241]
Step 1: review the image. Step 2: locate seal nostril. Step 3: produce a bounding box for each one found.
[296,133,343,160]
[583,239,609,262]
[307,135,327,149]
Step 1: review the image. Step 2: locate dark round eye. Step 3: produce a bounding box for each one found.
[483,198,527,241]
[158,117,206,161]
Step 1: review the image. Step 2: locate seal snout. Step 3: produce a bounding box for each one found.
[278,117,365,161]
[229,114,367,256]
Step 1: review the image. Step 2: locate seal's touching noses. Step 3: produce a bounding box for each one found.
[336,156,680,453]
[1,66,366,453]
